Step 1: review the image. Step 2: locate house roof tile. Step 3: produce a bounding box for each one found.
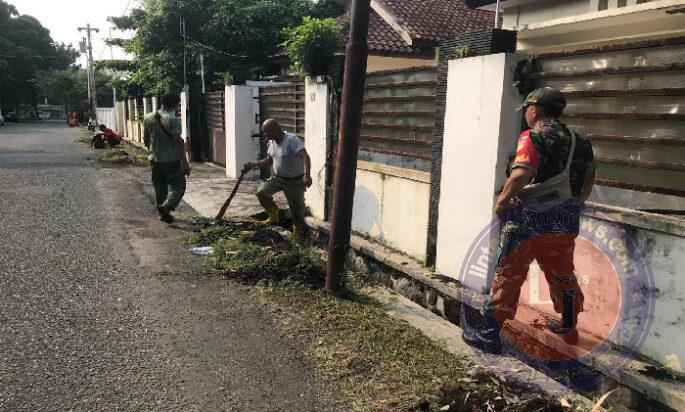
[337,0,494,56]
[375,0,494,44]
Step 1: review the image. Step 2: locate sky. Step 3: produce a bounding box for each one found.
[12,0,139,65]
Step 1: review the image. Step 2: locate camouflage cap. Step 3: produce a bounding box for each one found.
[518,87,567,112]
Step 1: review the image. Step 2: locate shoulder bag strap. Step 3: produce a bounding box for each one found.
[154,111,175,140]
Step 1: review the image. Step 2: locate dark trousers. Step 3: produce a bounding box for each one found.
[151,160,186,211]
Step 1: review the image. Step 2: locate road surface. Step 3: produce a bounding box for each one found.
[0,123,337,411]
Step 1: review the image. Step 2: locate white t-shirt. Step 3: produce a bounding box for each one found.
[267,133,305,177]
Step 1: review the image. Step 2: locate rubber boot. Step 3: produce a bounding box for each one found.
[260,205,280,225]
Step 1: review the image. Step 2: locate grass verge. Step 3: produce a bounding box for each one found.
[90,147,149,166]
[73,130,149,166]
[185,220,578,412]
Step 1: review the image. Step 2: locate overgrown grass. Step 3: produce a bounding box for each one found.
[73,131,149,166]
[185,220,574,412]
[91,147,149,166]
[73,132,93,144]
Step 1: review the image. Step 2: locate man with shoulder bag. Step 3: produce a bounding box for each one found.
[461,87,596,352]
[143,92,191,224]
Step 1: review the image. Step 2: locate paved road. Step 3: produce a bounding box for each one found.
[0,123,337,411]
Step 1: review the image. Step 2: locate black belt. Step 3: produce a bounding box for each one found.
[276,174,303,182]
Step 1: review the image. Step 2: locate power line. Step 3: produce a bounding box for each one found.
[184,33,281,60]
[121,0,133,15]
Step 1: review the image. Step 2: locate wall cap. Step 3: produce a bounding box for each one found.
[584,202,685,237]
[357,160,431,184]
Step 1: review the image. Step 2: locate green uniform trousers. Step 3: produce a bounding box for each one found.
[151,160,186,211]
[256,176,306,228]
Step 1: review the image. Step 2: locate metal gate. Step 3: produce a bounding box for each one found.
[258,83,306,137]
[258,83,305,178]
[531,36,685,213]
[204,91,226,165]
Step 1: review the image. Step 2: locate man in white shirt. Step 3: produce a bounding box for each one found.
[242,118,312,236]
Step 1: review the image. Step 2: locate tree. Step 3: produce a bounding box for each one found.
[31,67,114,112]
[106,0,344,96]
[0,1,78,108]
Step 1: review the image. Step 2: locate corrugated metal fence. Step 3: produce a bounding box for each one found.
[359,67,437,171]
[531,36,685,211]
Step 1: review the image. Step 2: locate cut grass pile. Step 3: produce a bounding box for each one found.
[73,132,93,144]
[73,131,149,166]
[185,220,325,286]
[185,220,578,412]
[91,147,149,166]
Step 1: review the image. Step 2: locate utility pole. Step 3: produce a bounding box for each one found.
[494,0,501,28]
[78,24,99,120]
[109,27,118,132]
[180,17,187,89]
[325,0,371,294]
[200,54,206,94]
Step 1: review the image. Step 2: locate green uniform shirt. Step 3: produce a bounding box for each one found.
[143,110,182,162]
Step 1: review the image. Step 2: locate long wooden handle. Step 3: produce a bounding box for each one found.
[215,171,246,220]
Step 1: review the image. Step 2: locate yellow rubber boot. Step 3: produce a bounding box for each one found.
[260,205,280,225]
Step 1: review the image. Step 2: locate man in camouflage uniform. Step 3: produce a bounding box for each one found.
[462,87,596,350]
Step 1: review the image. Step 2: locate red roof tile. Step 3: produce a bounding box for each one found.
[338,11,434,56]
[375,0,494,44]
[337,0,494,56]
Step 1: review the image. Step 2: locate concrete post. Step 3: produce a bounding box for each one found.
[225,85,261,179]
[151,96,159,113]
[589,0,601,12]
[304,77,330,221]
[143,98,149,116]
[435,53,523,290]
[180,90,190,143]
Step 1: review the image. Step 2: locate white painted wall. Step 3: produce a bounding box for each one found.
[304,77,330,221]
[499,0,685,52]
[225,85,261,179]
[352,161,431,261]
[435,53,523,288]
[180,90,189,143]
[635,225,685,372]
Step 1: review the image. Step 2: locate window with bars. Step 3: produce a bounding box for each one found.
[531,37,685,214]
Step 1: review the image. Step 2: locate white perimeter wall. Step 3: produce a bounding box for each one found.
[352,161,431,261]
[304,78,330,220]
[435,53,523,288]
[225,85,261,179]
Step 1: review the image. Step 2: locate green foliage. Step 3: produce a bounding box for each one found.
[31,67,114,111]
[214,71,234,87]
[454,43,472,59]
[105,0,345,95]
[282,17,342,75]
[0,1,78,108]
